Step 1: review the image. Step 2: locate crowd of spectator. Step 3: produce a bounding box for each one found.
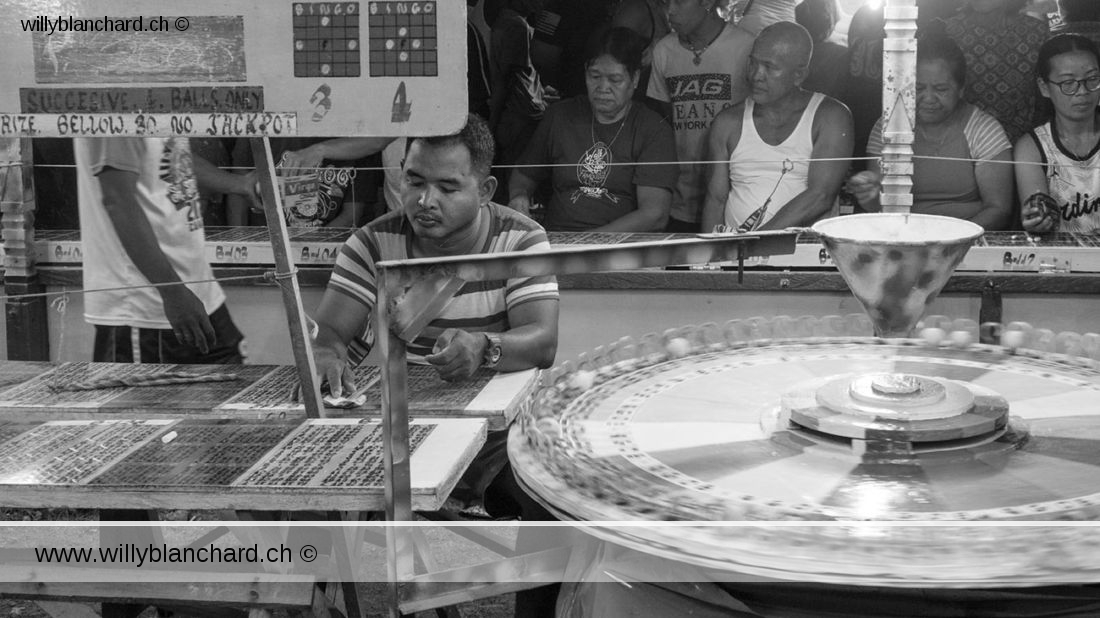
[31,0,1100,235]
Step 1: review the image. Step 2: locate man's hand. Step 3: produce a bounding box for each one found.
[160,285,216,354]
[507,195,532,216]
[280,144,327,176]
[846,170,881,209]
[424,328,487,381]
[312,341,357,398]
[241,170,265,214]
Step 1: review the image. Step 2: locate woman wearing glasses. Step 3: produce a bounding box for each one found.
[1015,34,1100,234]
[849,33,1014,230]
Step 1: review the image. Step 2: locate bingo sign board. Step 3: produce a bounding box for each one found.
[0,0,466,137]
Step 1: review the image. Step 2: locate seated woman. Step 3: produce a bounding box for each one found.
[1015,33,1100,234]
[507,27,677,232]
[848,33,1014,231]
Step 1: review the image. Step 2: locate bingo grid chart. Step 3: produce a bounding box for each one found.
[367,1,438,77]
[293,2,439,78]
[293,2,363,77]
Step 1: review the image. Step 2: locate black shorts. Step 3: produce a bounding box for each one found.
[92,303,245,364]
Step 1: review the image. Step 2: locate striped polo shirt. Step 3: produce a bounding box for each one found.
[329,202,559,364]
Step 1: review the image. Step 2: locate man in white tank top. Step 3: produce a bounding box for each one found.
[701,21,853,233]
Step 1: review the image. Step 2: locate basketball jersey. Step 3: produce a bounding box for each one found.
[1032,122,1100,234]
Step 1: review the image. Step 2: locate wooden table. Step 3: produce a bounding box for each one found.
[0,416,484,512]
[0,361,537,430]
[0,360,538,616]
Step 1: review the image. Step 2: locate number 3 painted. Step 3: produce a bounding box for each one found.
[310,84,333,122]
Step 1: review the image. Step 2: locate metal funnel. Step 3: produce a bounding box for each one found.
[812,214,983,337]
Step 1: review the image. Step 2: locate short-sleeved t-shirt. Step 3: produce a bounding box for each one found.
[328,203,560,364]
[648,23,755,224]
[867,103,1010,215]
[74,137,225,328]
[516,96,678,231]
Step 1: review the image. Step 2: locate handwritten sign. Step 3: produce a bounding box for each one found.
[0,0,467,136]
[0,112,298,137]
[20,87,265,113]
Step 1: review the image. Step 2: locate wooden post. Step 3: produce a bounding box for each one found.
[880,0,918,214]
[249,138,325,419]
[1,138,49,361]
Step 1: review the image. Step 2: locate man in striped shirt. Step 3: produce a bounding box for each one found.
[310,114,559,515]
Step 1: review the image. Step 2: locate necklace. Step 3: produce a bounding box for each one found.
[685,24,723,66]
[1053,115,1100,167]
[917,123,952,156]
[590,103,632,150]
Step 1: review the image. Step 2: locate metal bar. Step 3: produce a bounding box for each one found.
[376,231,798,288]
[397,547,572,614]
[880,0,918,213]
[378,266,414,618]
[250,137,325,420]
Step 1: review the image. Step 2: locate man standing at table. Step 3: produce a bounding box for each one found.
[310,114,559,517]
[701,21,852,233]
[74,137,259,364]
[75,136,261,618]
[647,0,755,232]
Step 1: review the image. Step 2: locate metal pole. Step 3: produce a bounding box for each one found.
[880,0,918,213]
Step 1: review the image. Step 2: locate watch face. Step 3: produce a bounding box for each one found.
[485,334,503,366]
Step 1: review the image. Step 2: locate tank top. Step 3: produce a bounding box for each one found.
[1032,122,1100,234]
[725,92,825,230]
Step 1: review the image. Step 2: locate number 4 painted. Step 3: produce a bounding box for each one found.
[392,82,411,123]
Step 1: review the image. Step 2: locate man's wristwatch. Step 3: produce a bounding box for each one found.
[482,333,503,368]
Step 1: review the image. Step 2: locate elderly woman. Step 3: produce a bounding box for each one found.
[848,34,1014,231]
[507,27,677,232]
[1015,34,1100,234]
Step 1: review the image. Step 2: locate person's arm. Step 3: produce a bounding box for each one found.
[507,111,554,216]
[507,169,540,216]
[645,40,674,124]
[224,139,257,226]
[1014,132,1057,233]
[97,167,215,352]
[591,185,671,232]
[311,285,373,397]
[193,155,258,203]
[279,137,396,175]
[700,109,741,233]
[759,99,855,229]
[849,116,885,211]
[424,297,559,381]
[953,149,1014,230]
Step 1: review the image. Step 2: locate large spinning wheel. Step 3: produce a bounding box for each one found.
[509,322,1100,585]
[510,214,1100,587]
